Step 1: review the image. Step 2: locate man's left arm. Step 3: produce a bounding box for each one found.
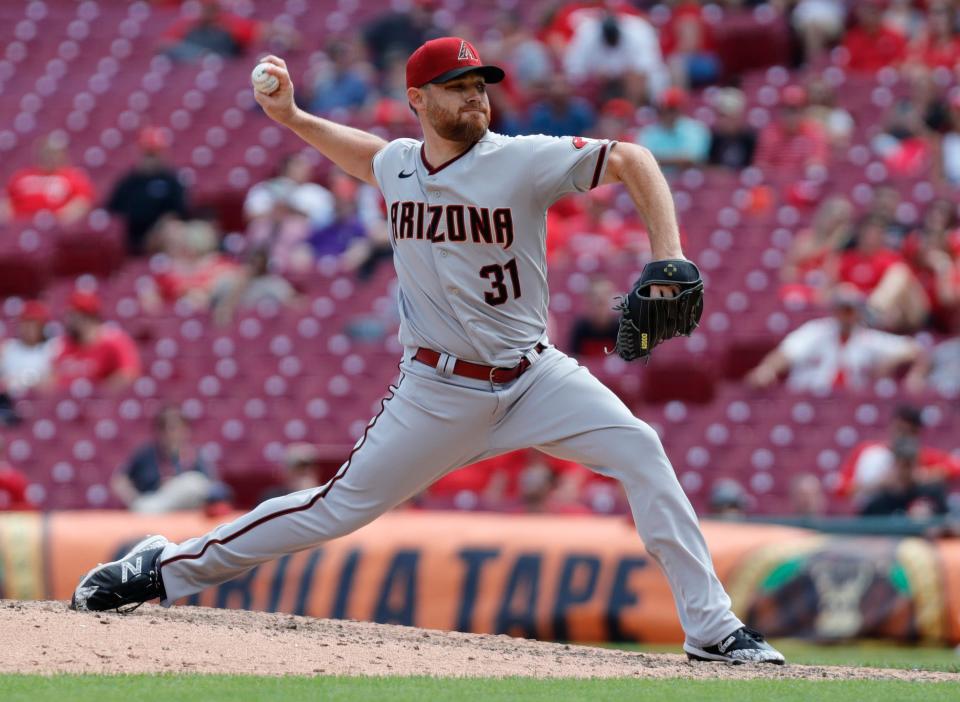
[601,142,684,264]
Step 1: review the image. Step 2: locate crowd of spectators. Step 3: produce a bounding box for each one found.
[0,292,142,424]
[0,0,958,521]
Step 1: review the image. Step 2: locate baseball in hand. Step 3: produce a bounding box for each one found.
[251,63,280,95]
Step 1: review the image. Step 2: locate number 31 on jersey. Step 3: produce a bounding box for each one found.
[479,258,521,306]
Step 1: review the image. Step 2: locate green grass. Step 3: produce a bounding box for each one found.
[0,675,958,702]
[606,640,960,673]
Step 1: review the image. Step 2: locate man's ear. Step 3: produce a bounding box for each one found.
[407,86,425,115]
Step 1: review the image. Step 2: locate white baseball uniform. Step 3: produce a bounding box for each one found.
[156,132,742,648]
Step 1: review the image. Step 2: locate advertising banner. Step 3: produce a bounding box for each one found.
[1,511,956,644]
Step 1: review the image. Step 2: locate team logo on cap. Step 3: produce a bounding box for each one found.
[572,136,588,149]
[458,40,478,62]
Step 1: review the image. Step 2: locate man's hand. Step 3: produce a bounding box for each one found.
[254,55,298,126]
[745,364,778,389]
[613,259,704,362]
[648,284,680,298]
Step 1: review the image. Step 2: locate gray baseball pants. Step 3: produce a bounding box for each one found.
[157,345,742,647]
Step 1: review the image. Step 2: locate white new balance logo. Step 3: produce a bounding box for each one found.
[718,635,737,653]
[121,556,143,583]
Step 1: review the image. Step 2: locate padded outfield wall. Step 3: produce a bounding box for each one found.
[0,511,957,645]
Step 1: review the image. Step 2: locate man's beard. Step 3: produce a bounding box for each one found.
[426,100,489,143]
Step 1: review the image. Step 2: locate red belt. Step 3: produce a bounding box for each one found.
[414,344,546,384]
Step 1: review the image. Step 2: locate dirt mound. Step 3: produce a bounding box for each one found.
[1,600,956,680]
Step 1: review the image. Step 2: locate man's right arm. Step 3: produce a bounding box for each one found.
[254,56,388,187]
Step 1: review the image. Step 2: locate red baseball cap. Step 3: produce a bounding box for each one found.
[660,87,688,110]
[69,290,102,316]
[20,300,50,323]
[601,98,634,120]
[781,85,807,108]
[406,37,505,89]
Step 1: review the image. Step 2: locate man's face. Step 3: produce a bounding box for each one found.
[284,155,312,184]
[418,73,491,143]
[65,310,97,341]
[17,319,44,346]
[660,107,680,125]
[159,412,188,448]
[833,303,860,332]
[781,105,803,131]
[38,142,66,171]
[857,5,880,31]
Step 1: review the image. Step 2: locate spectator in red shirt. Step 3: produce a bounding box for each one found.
[907,2,960,70]
[780,195,854,305]
[423,453,506,509]
[829,214,935,331]
[541,1,645,50]
[661,1,720,88]
[837,404,960,505]
[547,189,649,264]
[833,215,902,293]
[832,214,947,332]
[871,97,932,177]
[0,437,35,511]
[842,0,908,73]
[754,86,828,173]
[424,449,600,514]
[139,218,239,313]
[0,132,94,224]
[899,226,960,333]
[859,436,949,518]
[53,291,141,390]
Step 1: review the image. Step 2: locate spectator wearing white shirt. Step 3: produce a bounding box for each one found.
[745,285,926,394]
[938,91,960,185]
[563,12,669,103]
[791,0,847,65]
[243,153,335,229]
[0,301,58,425]
[1,301,57,394]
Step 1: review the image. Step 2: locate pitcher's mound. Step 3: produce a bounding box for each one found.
[1,600,954,681]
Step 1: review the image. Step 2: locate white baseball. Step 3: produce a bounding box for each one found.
[251,63,280,95]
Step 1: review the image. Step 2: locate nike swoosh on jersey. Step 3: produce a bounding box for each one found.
[398,170,416,178]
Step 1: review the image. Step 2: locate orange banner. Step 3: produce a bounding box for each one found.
[1,511,957,644]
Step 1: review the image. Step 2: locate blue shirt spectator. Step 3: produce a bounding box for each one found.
[525,82,596,137]
[111,406,229,513]
[307,42,373,115]
[638,87,710,167]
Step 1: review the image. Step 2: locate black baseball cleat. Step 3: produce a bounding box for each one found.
[70,535,169,613]
[683,626,786,665]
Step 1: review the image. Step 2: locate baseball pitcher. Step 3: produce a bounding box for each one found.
[71,37,784,665]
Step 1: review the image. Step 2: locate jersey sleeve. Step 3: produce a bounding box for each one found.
[526,135,616,207]
[371,138,417,193]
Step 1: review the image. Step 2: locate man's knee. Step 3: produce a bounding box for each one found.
[605,422,671,476]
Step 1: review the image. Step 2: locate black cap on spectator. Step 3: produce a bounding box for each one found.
[894,404,924,429]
